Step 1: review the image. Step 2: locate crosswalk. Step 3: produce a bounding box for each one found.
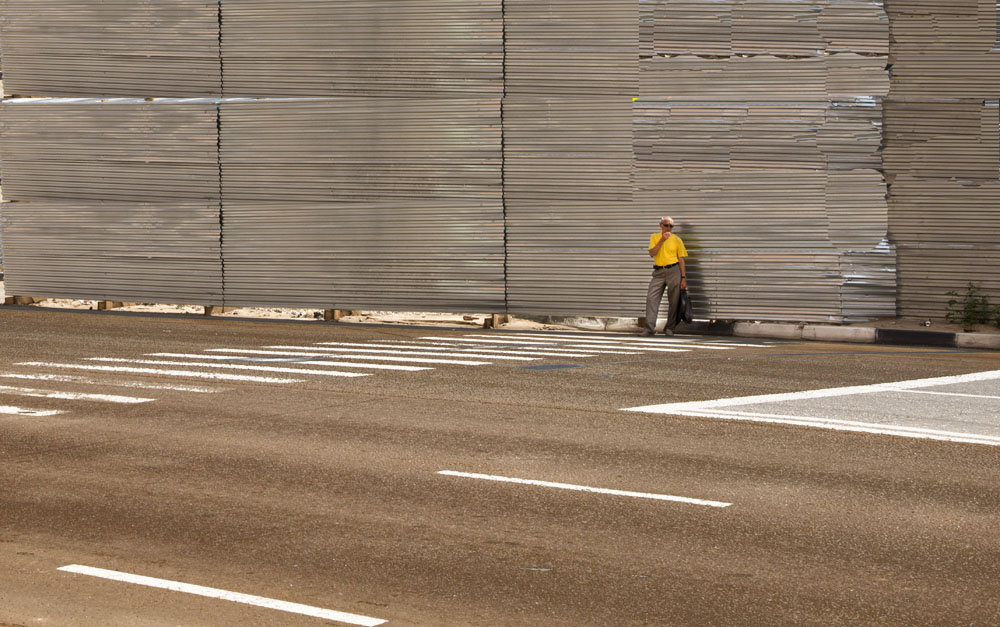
[2,331,779,417]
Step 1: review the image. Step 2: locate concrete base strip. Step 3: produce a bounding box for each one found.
[18,362,303,384]
[0,405,64,417]
[57,565,385,626]
[0,384,153,404]
[437,470,731,508]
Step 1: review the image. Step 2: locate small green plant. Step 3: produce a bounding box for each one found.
[945,282,999,330]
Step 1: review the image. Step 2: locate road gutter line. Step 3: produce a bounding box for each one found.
[57,565,386,626]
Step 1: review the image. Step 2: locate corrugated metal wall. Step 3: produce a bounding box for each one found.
[0,1,992,321]
[635,0,895,323]
[884,0,1000,319]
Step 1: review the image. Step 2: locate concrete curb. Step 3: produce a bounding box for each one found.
[724,321,1000,350]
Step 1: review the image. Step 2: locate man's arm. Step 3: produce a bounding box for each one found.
[648,235,667,258]
[679,258,687,288]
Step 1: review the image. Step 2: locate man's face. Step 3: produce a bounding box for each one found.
[660,222,673,232]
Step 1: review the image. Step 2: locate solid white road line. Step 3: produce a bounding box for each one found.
[227,347,491,367]
[418,337,639,354]
[308,342,541,360]
[437,471,732,508]
[85,358,370,378]
[18,362,303,384]
[0,405,64,417]
[623,369,1000,446]
[896,389,1000,401]
[624,370,1000,414]
[148,353,429,372]
[57,565,385,626]
[0,373,218,393]
[666,409,1000,447]
[0,384,153,404]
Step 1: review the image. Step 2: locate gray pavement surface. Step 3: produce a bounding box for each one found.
[2,308,1000,625]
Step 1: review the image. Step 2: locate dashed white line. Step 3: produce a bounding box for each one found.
[437,471,732,508]
[57,565,385,626]
[85,358,370,378]
[0,405,65,417]
[0,384,153,404]
[0,373,219,393]
[18,362,304,384]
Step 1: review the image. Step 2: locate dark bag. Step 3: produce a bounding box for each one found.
[678,288,694,324]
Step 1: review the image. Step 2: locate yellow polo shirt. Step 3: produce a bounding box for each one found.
[649,232,688,266]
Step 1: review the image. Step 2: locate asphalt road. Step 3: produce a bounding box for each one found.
[2,307,999,626]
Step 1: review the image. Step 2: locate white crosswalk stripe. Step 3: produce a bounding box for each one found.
[1,405,65,417]
[0,373,218,393]
[299,343,541,361]
[0,384,153,404]
[267,346,490,366]
[85,358,370,378]
[149,353,430,372]
[417,337,642,353]
[502,332,777,349]
[18,362,305,384]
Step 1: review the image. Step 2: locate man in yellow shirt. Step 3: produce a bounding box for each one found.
[643,216,688,336]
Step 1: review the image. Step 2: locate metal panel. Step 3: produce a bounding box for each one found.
[223,202,505,311]
[0,100,221,203]
[220,98,500,202]
[221,0,502,98]
[503,1,639,315]
[219,98,504,310]
[0,0,221,98]
[1,201,222,304]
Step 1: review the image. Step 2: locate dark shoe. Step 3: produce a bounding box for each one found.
[662,328,674,336]
[640,329,655,336]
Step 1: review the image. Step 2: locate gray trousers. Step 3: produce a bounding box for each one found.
[645,265,681,333]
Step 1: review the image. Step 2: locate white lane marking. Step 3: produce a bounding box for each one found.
[297,343,539,361]
[19,362,303,384]
[57,565,385,626]
[1,405,65,417]
[0,384,153,404]
[232,347,491,367]
[469,334,737,351]
[149,353,429,372]
[0,373,218,393]
[665,409,1000,447]
[896,389,1000,401]
[419,337,639,354]
[562,344,692,353]
[624,370,1000,414]
[85,358,370,378]
[500,332,775,348]
[416,342,598,357]
[437,471,731,508]
[624,370,1000,446]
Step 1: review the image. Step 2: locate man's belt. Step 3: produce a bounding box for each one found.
[653,262,679,270]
